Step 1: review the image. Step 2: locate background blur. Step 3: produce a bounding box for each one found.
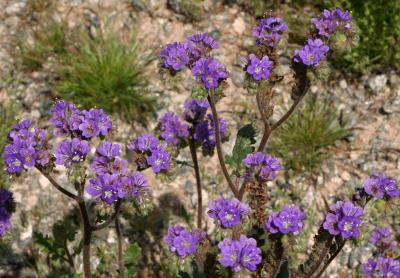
[0,0,399,277]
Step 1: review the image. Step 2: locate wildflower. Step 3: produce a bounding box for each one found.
[264,205,305,235]
[364,174,399,199]
[243,152,282,182]
[294,39,329,66]
[323,201,363,239]
[192,57,228,89]
[55,138,90,168]
[160,42,190,71]
[362,257,400,278]
[218,235,262,272]
[183,99,209,124]
[147,147,170,173]
[246,54,273,81]
[311,8,352,38]
[208,197,249,228]
[164,224,206,257]
[159,112,189,146]
[252,16,288,47]
[369,227,398,254]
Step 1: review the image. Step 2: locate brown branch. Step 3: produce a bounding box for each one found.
[36,167,79,201]
[207,92,239,198]
[115,217,125,278]
[63,239,76,272]
[189,137,203,229]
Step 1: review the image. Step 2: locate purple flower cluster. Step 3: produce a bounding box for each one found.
[193,114,228,154]
[218,235,262,272]
[252,16,288,47]
[87,141,149,205]
[245,54,273,81]
[183,99,209,124]
[311,9,352,38]
[207,197,249,228]
[264,205,305,235]
[364,174,400,199]
[362,257,400,278]
[3,119,52,174]
[127,134,170,173]
[323,201,364,239]
[294,39,329,67]
[243,152,282,183]
[192,57,229,89]
[55,138,90,168]
[50,100,112,139]
[163,224,206,257]
[0,188,13,236]
[159,112,189,146]
[369,228,398,254]
[160,33,228,90]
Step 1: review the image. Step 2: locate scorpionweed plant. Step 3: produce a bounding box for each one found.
[1,8,399,277]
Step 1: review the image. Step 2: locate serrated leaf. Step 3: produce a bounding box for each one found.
[124,243,142,276]
[53,219,76,244]
[34,231,58,255]
[226,123,257,172]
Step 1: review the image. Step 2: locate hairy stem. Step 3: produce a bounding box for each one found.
[78,199,93,278]
[313,240,346,278]
[189,137,203,229]
[207,93,239,197]
[115,217,125,278]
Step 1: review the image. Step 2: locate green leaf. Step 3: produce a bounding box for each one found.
[124,243,142,276]
[226,123,257,172]
[34,231,59,255]
[53,219,76,244]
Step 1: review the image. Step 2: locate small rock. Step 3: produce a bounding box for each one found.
[5,2,26,16]
[339,79,347,89]
[367,74,388,93]
[233,17,246,34]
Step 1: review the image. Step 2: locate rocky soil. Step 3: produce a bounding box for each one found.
[0,0,399,277]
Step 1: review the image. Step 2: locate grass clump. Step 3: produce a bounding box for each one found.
[0,102,18,189]
[55,29,154,122]
[270,95,351,174]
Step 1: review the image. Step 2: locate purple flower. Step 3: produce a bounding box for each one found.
[252,17,288,47]
[186,32,219,60]
[311,9,352,38]
[369,227,398,254]
[192,57,228,89]
[55,138,90,168]
[0,207,11,237]
[96,141,121,160]
[160,42,190,71]
[218,235,262,273]
[159,112,189,146]
[86,174,119,204]
[246,54,273,81]
[50,100,79,137]
[243,152,282,182]
[117,172,149,199]
[364,174,399,199]
[127,134,160,153]
[208,197,249,228]
[264,205,305,235]
[183,98,209,124]
[147,148,170,173]
[163,224,205,257]
[323,200,363,239]
[0,189,12,207]
[294,39,329,66]
[362,257,400,278]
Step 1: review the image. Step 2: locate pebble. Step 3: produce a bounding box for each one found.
[233,17,246,34]
[367,74,388,93]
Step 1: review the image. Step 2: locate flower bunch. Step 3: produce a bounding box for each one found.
[294,39,330,67]
[323,201,363,239]
[160,32,228,90]
[368,227,398,255]
[87,141,149,205]
[264,205,305,235]
[244,54,273,81]
[362,257,400,278]
[127,134,170,173]
[218,235,262,272]
[159,112,189,146]
[252,16,288,47]
[3,119,52,174]
[193,114,228,155]
[0,188,13,237]
[50,100,112,139]
[207,197,249,228]
[243,152,282,183]
[311,8,352,38]
[163,224,206,257]
[364,174,400,199]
